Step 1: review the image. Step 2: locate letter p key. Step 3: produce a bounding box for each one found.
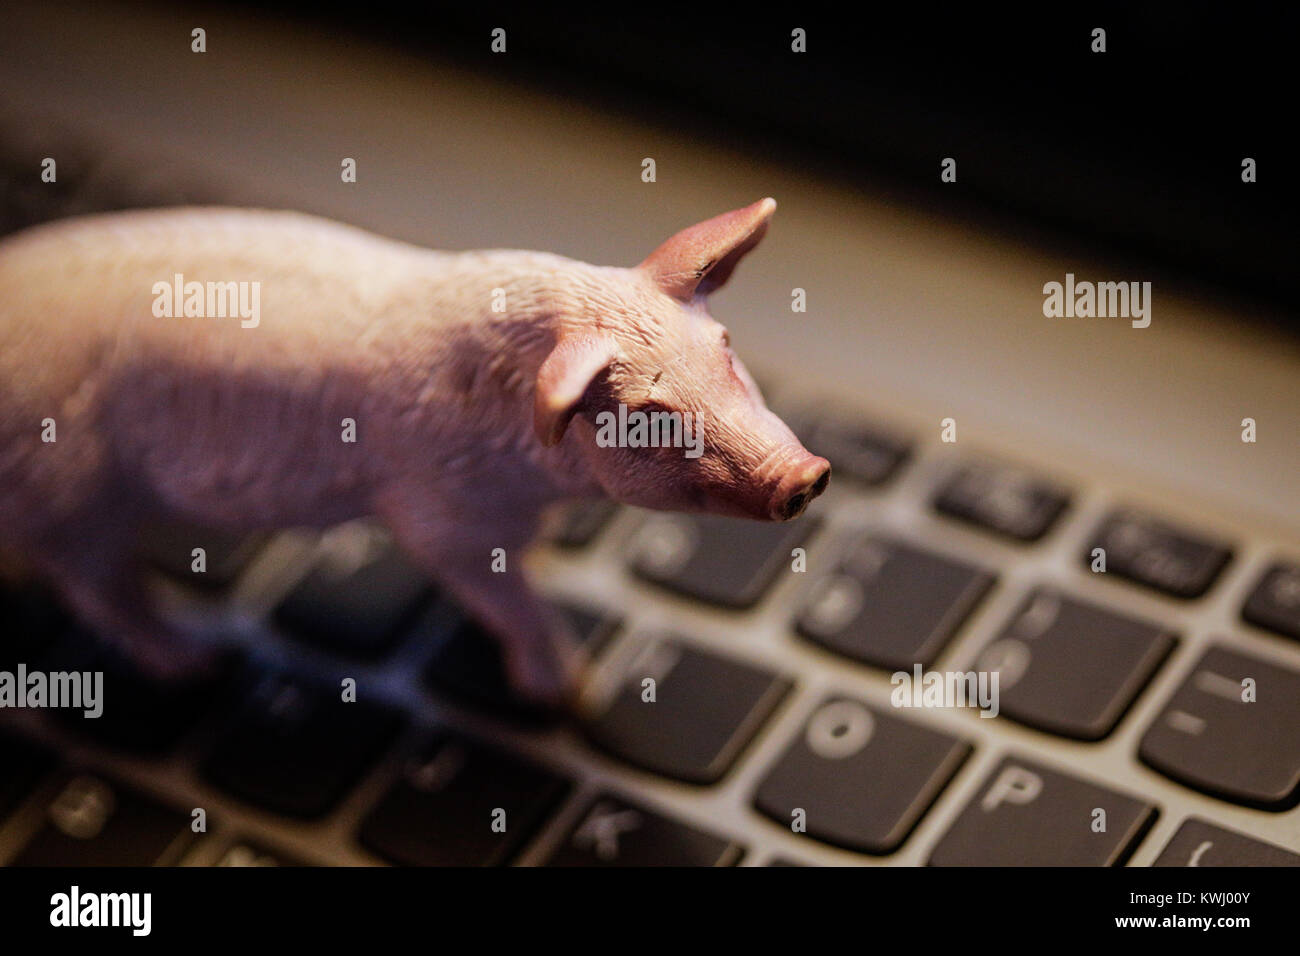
[980,765,1043,812]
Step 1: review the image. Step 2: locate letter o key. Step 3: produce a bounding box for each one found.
[977,639,1032,690]
[805,700,874,759]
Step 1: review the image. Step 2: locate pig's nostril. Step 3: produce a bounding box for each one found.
[771,459,830,520]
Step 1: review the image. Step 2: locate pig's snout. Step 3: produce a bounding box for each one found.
[769,456,831,520]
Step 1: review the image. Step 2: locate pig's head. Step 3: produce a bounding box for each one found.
[533,198,830,521]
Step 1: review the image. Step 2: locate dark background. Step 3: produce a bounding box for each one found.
[236,1,1297,311]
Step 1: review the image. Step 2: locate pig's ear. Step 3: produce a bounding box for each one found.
[533,333,620,447]
[638,197,776,301]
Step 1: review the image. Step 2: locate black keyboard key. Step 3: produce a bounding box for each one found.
[545,500,619,548]
[12,774,196,866]
[201,672,402,818]
[360,736,570,866]
[0,733,54,822]
[422,612,531,719]
[274,524,433,658]
[629,512,819,608]
[1138,645,1300,809]
[1085,510,1232,598]
[929,757,1157,866]
[422,602,620,722]
[0,580,69,670]
[797,538,993,670]
[546,794,743,866]
[790,411,910,486]
[755,697,970,854]
[974,590,1176,740]
[138,520,266,591]
[44,628,239,754]
[934,463,1070,541]
[585,640,790,783]
[1153,818,1300,866]
[1242,561,1300,640]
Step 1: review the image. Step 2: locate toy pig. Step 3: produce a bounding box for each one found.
[0,198,830,703]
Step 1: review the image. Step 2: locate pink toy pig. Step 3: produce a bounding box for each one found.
[0,198,829,703]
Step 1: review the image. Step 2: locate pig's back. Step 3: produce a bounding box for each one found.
[0,208,443,529]
[0,207,440,362]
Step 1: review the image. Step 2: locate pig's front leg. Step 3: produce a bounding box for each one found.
[376,490,585,708]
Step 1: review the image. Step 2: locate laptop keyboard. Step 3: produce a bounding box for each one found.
[972,590,1177,741]
[927,756,1159,867]
[2,139,1299,867]
[754,697,971,855]
[795,536,994,670]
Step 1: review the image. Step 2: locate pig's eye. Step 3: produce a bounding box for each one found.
[642,403,679,446]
